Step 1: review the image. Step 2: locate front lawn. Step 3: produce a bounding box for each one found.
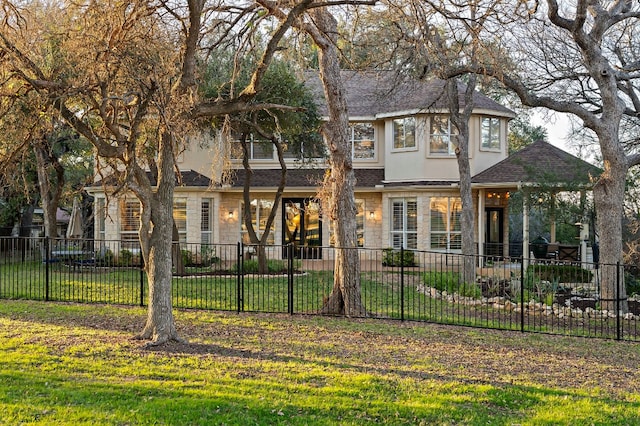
[0,300,639,425]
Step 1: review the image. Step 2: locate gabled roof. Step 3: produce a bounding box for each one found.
[471,140,601,186]
[303,70,515,119]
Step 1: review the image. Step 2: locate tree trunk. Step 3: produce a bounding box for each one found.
[310,9,365,317]
[594,149,628,313]
[447,78,477,286]
[172,221,185,275]
[33,139,64,239]
[137,132,182,345]
[19,202,36,237]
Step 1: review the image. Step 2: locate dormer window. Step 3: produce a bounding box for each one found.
[350,123,375,159]
[480,117,501,151]
[393,117,416,150]
[429,115,458,156]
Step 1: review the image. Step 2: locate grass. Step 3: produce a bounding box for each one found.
[2,261,639,341]
[1,300,639,425]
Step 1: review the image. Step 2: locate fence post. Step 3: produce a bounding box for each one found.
[237,242,242,313]
[616,261,621,341]
[139,268,145,307]
[288,244,294,315]
[45,237,50,302]
[400,246,405,321]
[520,256,525,333]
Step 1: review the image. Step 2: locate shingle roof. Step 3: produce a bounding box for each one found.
[471,140,601,185]
[303,70,515,118]
[92,170,211,187]
[228,168,385,188]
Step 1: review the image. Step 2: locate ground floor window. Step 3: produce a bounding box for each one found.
[430,196,462,251]
[173,198,187,243]
[241,199,275,244]
[96,197,106,241]
[119,198,140,250]
[390,198,417,249]
[201,198,213,244]
[120,197,188,247]
[329,199,365,247]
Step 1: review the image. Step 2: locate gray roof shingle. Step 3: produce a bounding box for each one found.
[471,140,601,185]
[228,168,384,188]
[92,170,211,187]
[304,70,515,118]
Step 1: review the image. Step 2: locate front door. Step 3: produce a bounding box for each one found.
[282,198,322,259]
[485,208,504,258]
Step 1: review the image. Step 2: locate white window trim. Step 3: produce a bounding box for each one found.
[330,198,365,247]
[390,198,418,250]
[429,196,462,252]
[349,123,377,161]
[479,116,502,152]
[230,135,276,162]
[428,115,458,157]
[240,199,275,244]
[201,198,213,245]
[391,117,418,152]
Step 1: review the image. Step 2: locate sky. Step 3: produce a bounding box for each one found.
[531,110,573,153]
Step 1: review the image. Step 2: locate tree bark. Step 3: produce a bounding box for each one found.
[593,131,628,313]
[309,9,365,317]
[137,131,182,345]
[33,138,64,239]
[172,221,185,275]
[446,78,477,286]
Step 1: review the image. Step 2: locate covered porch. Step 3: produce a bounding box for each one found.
[472,140,601,268]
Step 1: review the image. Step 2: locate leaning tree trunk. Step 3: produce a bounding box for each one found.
[594,155,628,313]
[310,9,365,317]
[137,132,182,344]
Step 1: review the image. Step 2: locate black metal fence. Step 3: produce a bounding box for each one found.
[0,237,637,342]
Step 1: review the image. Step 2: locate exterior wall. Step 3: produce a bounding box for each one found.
[469,115,509,175]
[178,132,223,181]
[384,114,509,183]
[87,102,512,261]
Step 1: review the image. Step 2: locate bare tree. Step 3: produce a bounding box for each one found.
[258,0,376,316]
[0,0,315,344]
[429,0,640,311]
[307,8,366,316]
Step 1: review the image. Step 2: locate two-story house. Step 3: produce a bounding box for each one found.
[87,70,520,260]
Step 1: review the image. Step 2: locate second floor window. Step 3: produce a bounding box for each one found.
[393,117,416,150]
[481,117,501,150]
[350,123,375,159]
[429,116,458,155]
[230,135,274,160]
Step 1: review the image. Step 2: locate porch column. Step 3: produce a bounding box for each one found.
[550,193,557,243]
[523,195,530,270]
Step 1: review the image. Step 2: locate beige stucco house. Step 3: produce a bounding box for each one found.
[88,70,531,261]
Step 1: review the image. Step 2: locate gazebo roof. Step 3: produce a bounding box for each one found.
[472,140,601,186]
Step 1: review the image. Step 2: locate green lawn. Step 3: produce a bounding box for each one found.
[1,300,639,425]
[1,262,636,341]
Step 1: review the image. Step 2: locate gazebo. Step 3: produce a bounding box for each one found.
[472,140,602,268]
